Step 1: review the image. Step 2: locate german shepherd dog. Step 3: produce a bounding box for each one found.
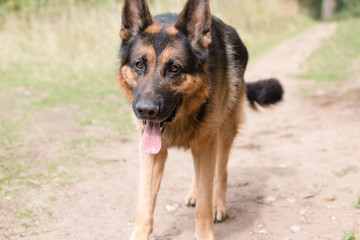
[117,0,283,239]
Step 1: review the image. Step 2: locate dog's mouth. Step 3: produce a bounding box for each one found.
[141,99,181,155]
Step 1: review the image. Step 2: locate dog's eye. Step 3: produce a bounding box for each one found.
[135,62,144,70]
[169,65,179,73]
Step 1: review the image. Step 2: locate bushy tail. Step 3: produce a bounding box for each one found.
[246,78,284,108]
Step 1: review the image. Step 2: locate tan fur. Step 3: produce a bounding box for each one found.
[130,145,168,240]
[158,45,187,69]
[130,42,156,64]
[144,23,161,34]
[165,26,179,35]
[201,31,212,48]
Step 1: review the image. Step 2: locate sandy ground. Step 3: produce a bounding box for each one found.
[5,23,360,240]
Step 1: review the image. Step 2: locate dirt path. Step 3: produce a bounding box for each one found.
[18,23,360,240]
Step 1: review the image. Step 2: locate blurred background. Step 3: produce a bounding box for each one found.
[0,0,359,239]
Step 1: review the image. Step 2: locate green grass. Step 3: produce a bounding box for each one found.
[298,18,360,81]
[0,2,134,235]
[0,157,25,182]
[333,166,358,177]
[75,96,134,133]
[0,119,20,145]
[353,198,360,209]
[0,0,132,194]
[344,231,357,240]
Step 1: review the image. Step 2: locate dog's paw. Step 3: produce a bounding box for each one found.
[130,224,151,240]
[184,183,197,207]
[185,180,197,207]
[213,206,227,223]
[184,194,197,207]
[195,225,215,240]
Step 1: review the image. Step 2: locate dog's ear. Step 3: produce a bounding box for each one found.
[120,0,152,42]
[175,0,212,50]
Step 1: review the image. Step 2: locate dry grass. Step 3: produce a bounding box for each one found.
[0,0,311,75]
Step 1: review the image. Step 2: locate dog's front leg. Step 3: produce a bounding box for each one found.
[192,140,217,240]
[130,146,168,240]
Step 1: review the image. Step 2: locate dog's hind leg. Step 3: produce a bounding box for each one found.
[130,146,168,240]
[212,117,238,223]
[185,176,197,207]
[191,140,217,240]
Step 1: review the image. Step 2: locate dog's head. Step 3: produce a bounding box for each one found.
[118,0,212,153]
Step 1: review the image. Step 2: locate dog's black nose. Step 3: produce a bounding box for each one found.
[135,99,159,119]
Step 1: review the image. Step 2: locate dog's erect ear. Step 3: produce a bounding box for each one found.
[120,0,152,42]
[175,0,212,49]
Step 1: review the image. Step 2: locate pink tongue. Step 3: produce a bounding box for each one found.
[142,121,162,154]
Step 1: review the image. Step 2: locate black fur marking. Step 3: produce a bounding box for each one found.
[246,78,284,107]
[223,20,248,69]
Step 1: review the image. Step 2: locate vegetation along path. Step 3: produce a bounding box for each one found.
[2,23,360,240]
